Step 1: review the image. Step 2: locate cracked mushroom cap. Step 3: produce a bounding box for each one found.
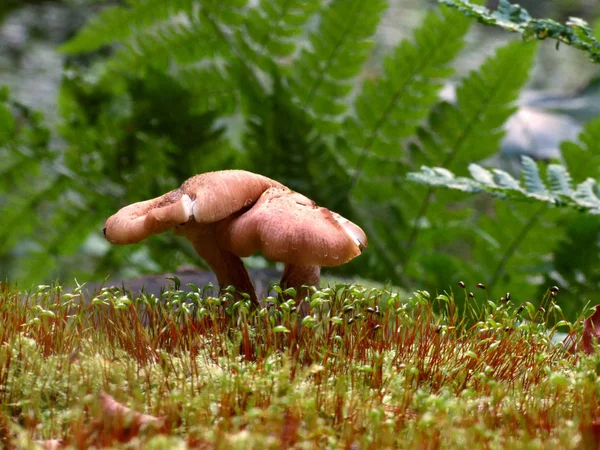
[104,170,282,245]
[216,187,367,267]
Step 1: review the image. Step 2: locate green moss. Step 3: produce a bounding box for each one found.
[0,283,591,448]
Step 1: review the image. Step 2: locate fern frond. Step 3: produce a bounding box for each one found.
[11,168,133,283]
[414,40,537,172]
[521,156,548,196]
[177,65,237,115]
[107,20,227,72]
[60,0,196,54]
[0,94,15,144]
[0,174,70,253]
[561,117,600,180]
[200,0,248,27]
[242,0,320,70]
[440,0,600,63]
[547,164,572,196]
[350,39,536,284]
[62,0,248,89]
[290,0,387,130]
[0,97,51,190]
[408,166,483,194]
[408,156,600,213]
[343,5,473,189]
[471,201,561,299]
[538,121,600,316]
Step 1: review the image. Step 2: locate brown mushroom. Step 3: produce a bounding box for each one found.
[104,170,367,313]
[215,187,367,314]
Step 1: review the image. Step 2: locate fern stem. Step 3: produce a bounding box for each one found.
[347,88,406,192]
[347,22,477,193]
[400,186,434,270]
[488,203,548,290]
[403,67,513,264]
[352,202,408,284]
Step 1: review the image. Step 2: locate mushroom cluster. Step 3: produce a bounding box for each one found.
[103,170,367,314]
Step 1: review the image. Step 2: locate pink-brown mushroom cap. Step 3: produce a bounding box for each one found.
[104,170,283,245]
[181,170,283,224]
[104,188,192,244]
[216,187,367,267]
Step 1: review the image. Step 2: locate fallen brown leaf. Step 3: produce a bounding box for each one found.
[579,419,600,450]
[279,408,300,448]
[86,392,166,446]
[36,439,63,449]
[99,392,162,428]
[582,305,600,355]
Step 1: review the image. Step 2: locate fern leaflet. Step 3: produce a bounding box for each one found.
[408,156,600,214]
[59,0,196,54]
[413,40,537,172]
[241,0,320,70]
[342,5,473,191]
[290,0,387,130]
[440,0,600,63]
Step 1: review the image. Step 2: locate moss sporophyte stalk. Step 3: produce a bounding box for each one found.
[0,282,596,448]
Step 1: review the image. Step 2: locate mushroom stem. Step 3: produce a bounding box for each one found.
[280,264,321,317]
[176,222,259,306]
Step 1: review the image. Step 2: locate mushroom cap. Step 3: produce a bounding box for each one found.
[215,187,367,267]
[104,188,193,244]
[182,170,283,223]
[104,170,282,245]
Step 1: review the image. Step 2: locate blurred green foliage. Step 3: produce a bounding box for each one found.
[442,0,600,63]
[2,0,600,319]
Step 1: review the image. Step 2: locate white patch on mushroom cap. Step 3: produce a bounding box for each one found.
[181,194,194,220]
[334,214,366,249]
[191,199,200,221]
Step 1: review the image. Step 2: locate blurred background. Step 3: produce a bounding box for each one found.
[2,0,598,117]
[1,0,600,319]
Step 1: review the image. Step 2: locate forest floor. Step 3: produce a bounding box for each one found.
[0,282,597,449]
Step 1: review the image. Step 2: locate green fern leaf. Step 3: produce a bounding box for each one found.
[343,5,473,188]
[108,21,227,72]
[0,97,51,191]
[409,166,483,193]
[471,201,562,299]
[561,117,600,180]
[0,174,70,253]
[421,40,537,172]
[572,179,600,212]
[0,102,15,144]
[468,164,496,186]
[201,0,248,27]
[385,39,536,283]
[547,164,573,196]
[439,0,600,63]
[242,0,320,70]
[492,168,521,191]
[408,156,600,214]
[521,155,548,196]
[540,117,600,316]
[60,0,196,54]
[290,0,387,130]
[177,66,237,114]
